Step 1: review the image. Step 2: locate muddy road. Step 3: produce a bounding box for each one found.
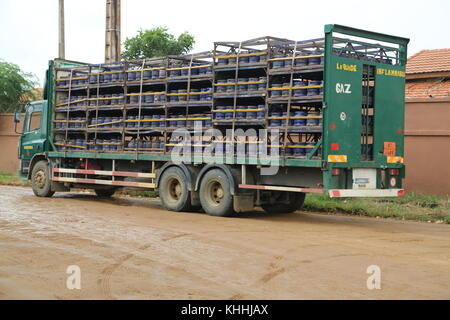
[0,185,449,299]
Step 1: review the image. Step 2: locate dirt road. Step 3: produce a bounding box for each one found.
[0,185,449,299]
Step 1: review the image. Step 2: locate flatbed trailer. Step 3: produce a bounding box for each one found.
[15,24,409,216]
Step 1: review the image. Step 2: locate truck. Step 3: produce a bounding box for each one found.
[14,24,409,217]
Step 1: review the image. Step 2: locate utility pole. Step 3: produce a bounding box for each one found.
[105,0,121,62]
[58,0,65,59]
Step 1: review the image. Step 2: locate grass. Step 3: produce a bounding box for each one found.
[0,171,29,186]
[304,193,450,224]
[1,170,448,223]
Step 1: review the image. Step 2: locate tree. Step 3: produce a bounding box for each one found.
[122,27,195,60]
[0,60,39,112]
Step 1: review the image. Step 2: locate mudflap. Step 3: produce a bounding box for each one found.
[51,181,69,192]
[233,194,255,213]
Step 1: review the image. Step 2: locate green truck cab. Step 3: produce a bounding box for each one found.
[15,101,50,179]
[15,25,409,216]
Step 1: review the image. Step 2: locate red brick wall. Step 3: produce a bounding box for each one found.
[404,98,450,196]
[0,114,23,172]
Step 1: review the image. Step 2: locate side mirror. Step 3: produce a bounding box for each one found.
[14,107,23,134]
[14,109,21,123]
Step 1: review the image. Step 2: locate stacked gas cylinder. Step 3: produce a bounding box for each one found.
[53,37,325,158]
[270,80,323,98]
[268,110,322,127]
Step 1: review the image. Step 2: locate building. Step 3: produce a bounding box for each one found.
[404,49,450,196]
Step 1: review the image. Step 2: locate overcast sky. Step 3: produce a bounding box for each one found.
[1,0,449,86]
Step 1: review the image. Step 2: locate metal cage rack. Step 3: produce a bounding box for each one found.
[52,35,338,160]
[212,36,325,159]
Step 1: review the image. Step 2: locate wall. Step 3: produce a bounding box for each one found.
[404,98,450,196]
[0,114,22,172]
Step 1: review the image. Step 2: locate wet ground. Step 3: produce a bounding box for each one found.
[0,185,449,299]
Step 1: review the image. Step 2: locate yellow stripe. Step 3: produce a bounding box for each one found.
[387,156,404,163]
[268,54,324,62]
[216,52,267,59]
[212,108,264,113]
[267,116,322,120]
[328,155,347,163]
[268,85,323,91]
[166,64,210,71]
[56,76,88,82]
[214,81,264,86]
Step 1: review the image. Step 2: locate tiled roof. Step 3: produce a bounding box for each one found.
[406,80,450,98]
[406,48,450,74]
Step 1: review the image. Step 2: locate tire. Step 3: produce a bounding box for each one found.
[262,192,305,214]
[31,160,55,197]
[199,169,234,217]
[94,188,116,198]
[159,167,192,212]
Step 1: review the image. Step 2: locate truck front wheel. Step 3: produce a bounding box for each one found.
[159,167,192,212]
[199,169,234,217]
[261,192,305,214]
[31,160,55,198]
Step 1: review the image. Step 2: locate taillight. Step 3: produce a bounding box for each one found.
[332,168,341,176]
[389,168,399,176]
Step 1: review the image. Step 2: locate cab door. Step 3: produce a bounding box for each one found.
[21,102,47,161]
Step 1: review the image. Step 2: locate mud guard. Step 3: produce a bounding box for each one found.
[233,194,255,213]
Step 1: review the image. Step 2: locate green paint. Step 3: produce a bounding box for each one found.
[20,101,49,158]
[323,24,409,190]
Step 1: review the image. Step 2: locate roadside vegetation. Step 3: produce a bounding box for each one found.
[0,170,448,223]
[0,171,29,186]
[304,193,450,223]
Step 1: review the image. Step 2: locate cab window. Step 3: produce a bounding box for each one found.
[25,110,41,133]
[29,111,41,131]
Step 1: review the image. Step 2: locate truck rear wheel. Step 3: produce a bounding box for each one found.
[199,169,234,217]
[159,167,192,212]
[261,192,305,214]
[95,188,116,198]
[31,160,55,198]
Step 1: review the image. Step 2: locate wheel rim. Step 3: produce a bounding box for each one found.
[34,169,46,189]
[166,177,182,203]
[206,179,224,206]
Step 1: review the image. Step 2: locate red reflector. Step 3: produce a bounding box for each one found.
[389,169,400,176]
[331,143,339,151]
[397,189,405,197]
[332,190,341,197]
[390,177,397,187]
[332,168,341,176]
[330,122,336,130]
